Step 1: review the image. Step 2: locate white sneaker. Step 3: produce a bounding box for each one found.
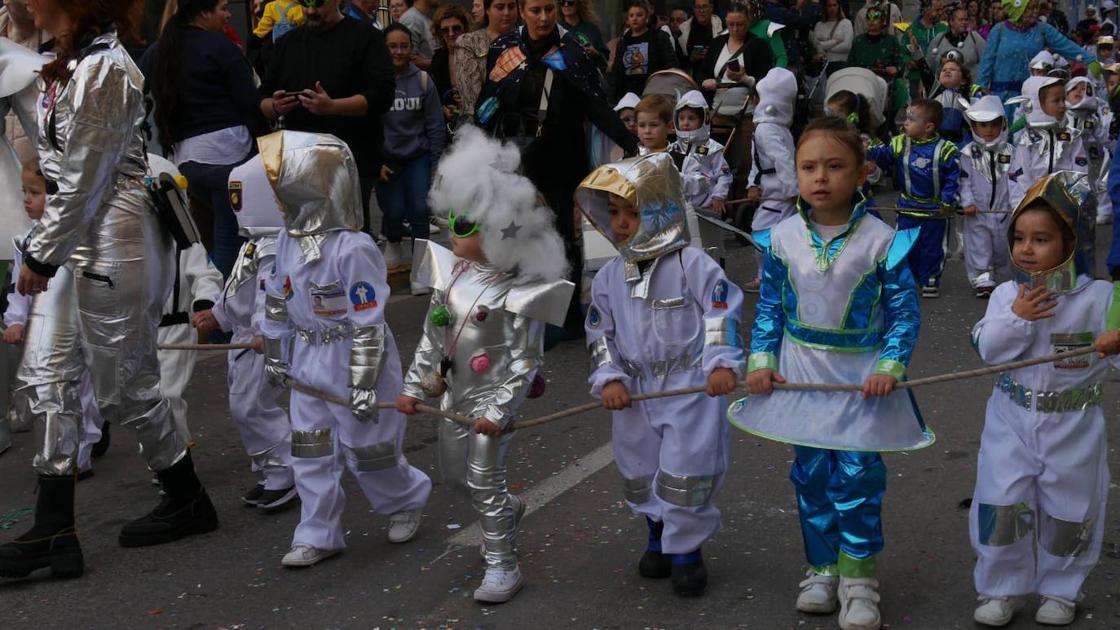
[974,596,1019,627]
[428,218,441,235]
[387,509,422,543]
[281,544,339,567]
[473,564,525,603]
[838,576,881,630]
[383,241,404,269]
[1036,595,1076,626]
[796,571,839,613]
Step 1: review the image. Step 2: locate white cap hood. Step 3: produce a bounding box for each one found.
[614,92,641,112]
[1013,76,1064,127]
[965,94,1009,148]
[673,89,711,146]
[753,67,797,126]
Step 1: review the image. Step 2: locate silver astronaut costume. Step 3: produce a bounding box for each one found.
[577,153,745,556]
[1063,85,1113,224]
[403,127,573,571]
[259,131,431,552]
[210,155,294,492]
[22,33,181,476]
[960,95,1013,290]
[970,172,1118,603]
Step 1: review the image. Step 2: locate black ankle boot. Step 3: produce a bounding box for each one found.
[90,422,110,459]
[118,451,219,548]
[0,475,84,579]
[670,549,708,597]
[638,517,672,579]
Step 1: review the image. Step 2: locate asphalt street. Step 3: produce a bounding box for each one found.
[1,213,1120,629]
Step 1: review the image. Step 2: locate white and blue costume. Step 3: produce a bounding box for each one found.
[577,153,745,577]
[730,197,929,578]
[959,95,1013,290]
[970,172,1116,606]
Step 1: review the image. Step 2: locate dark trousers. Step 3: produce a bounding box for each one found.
[180,160,246,280]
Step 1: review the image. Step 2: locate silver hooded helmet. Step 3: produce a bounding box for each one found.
[964,94,1009,149]
[1006,171,1096,293]
[427,125,568,282]
[674,89,711,147]
[575,152,690,264]
[228,153,285,238]
[258,130,364,238]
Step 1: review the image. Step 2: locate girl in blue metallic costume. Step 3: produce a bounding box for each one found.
[732,116,929,630]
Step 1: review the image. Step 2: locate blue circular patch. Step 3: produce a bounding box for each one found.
[588,305,602,328]
[349,281,378,311]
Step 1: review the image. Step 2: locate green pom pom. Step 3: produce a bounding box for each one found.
[429,304,452,327]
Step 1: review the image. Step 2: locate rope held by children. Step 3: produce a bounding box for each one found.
[282,346,1097,431]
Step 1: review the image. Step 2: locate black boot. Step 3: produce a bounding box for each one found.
[118,451,219,548]
[0,475,84,579]
[670,549,708,597]
[638,517,672,579]
[90,422,110,459]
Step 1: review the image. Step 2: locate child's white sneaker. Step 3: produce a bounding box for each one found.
[973,596,1020,627]
[1036,595,1076,626]
[473,564,525,603]
[281,544,338,567]
[387,509,422,543]
[838,576,880,630]
[796,571,839,613]
[383,241,405,269]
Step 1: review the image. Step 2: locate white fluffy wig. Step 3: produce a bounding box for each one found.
[428,125,569,283]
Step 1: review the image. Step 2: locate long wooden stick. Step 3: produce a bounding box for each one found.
[158,343,256,351]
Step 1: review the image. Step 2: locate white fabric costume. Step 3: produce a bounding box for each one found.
[1064,80,1114,224]
[577,152,745,556]
[1009,77,1091,210]
[959,95,1013,290]
[747,67,799,233]
[258,131,431,553]
[670,90,732,212]
[969,173,1116,603]
[210,155,295,493]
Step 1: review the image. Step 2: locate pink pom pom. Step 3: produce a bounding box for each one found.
[470,354,491,373]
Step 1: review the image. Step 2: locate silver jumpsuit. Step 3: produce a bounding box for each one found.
[23,33,180,476]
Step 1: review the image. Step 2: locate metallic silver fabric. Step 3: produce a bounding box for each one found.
[997,374,1103,413]
[248,444,288,472]
[977,502,1034,546]
[295,323,353,345]
[225,236,277,299]
[265,292,287,323]
[257,131,364,239]
[575,153,691,264]
[291,427,334,458]
[349,324,385,422]
[25,33,184,473]
[704,317,740,348]
[654,470,717,507]
[347,440,398,472]
[618,349,703,380]
[1039,509,1093,557]
[589,337,614,372]
[264,336,288,387]
[622,474,653,504]
[1007,171,1096,291]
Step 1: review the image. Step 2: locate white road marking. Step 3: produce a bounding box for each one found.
[442,441,616,549]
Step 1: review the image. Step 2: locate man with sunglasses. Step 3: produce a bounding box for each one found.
[259,0,395,236]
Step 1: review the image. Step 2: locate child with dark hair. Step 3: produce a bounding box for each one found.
[869,98,961,298]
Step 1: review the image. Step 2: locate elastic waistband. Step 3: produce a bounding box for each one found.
[997,374,1102,413]
[296,323,353,346]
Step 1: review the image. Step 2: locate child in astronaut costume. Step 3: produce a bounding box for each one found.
[734,118,928,630]
[969,172,1120,628]
[959,96,1013,297]
[397,127,573,603]
[1064,77,1114,226]
[745,67,799,291]
[576,152,744,598]
[148,154,224,446]
[1009,77,1090,211]
[202,154,296,511]
[259,131,432,568]
[669,90,732,216]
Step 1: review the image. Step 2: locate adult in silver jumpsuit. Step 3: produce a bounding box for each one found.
[0,2,218,581]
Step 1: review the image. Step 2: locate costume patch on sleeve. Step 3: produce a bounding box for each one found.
[587,304,602,328]
[998,153,1011,164]
[310,281,347,317]
[711,280,729,309]
[1075,156,1088,167]
[349,281,379,312]
[229,181,243,212]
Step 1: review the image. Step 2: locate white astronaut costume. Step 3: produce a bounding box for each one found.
[670,90,732,212]
[577,153,745,595]
[211,155,296,499]
[402,127,573,602]
[747,68,799,232]
[959,95,1013,291]
[969,172,1117,608]
[150,152,224,445]
[258,131,431,558]
[1008,77,1091,211]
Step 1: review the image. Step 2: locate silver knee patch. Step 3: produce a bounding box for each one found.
[655,471,716,507]
[348,440,398,471]
[291,428,333,458]
[249,445,287,471]
[622,474,653,504]
[977,502,1034,546]
[1039,510,1093,557]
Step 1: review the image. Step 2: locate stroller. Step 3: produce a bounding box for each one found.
[824,67,890,134]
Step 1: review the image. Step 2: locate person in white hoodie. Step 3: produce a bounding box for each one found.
[959,95,1013,298]
[149,155,225,447]
[745,67,799,291]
